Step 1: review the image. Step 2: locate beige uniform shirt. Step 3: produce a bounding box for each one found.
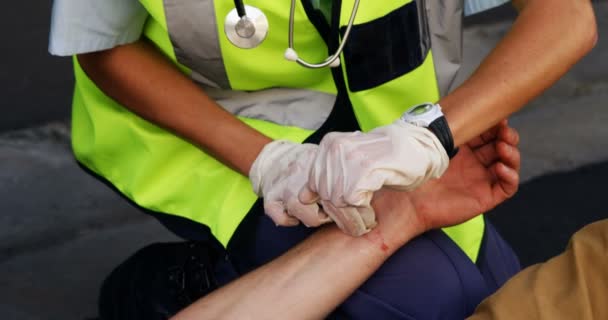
[469,219,608,319]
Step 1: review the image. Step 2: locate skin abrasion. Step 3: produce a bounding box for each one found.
[364,228,390,253]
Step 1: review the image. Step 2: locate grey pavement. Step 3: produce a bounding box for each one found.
[1,3,607,319]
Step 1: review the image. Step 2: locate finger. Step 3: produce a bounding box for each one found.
[480,121,506,143]
[321,201,369,237]
[286,199,331,227]
[467,124,500,149]
[500,125,520,147]
[466,135,485,149]
[497,141,521,172]
[298,186,320,204]
[472,141,499,167]
[491,162,520,202]
[345,168,412,207]
[467,119,508,149]
[357,206,377,230]
[343,187,377,208]
[472,125,518,167]
[264,201,300,226]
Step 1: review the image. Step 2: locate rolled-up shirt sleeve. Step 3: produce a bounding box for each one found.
[49,0,148,56]
[464,0,510,16]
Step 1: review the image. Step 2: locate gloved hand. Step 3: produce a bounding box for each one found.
[299,120,449,235]
[315,199,377,237]
[249,140,331,228]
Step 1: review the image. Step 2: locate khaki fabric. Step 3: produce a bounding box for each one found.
[468,219,608,320]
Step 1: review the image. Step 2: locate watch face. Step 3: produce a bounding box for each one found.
[401,103,442,128]
[409,103,433,116]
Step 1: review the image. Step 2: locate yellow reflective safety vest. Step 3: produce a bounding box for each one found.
[71,0,484,261]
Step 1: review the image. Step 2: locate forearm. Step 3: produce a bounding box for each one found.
[173,191,420,320]
[441,0,597,146]
[171,120,521,319]
[77,40,271,175]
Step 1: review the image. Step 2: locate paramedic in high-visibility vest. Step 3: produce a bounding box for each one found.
[48,0,597,318]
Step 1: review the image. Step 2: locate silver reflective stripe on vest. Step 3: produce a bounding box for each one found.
[164,0,230,89]
[425,0,465,96]
[206,87,335,130]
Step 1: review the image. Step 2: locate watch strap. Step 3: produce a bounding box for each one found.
[428,116,459,159]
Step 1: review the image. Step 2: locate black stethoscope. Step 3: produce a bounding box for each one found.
[224,0,360,68]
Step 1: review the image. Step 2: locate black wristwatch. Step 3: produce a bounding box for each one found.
[400,103,459,158]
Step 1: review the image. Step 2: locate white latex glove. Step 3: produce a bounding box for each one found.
[249,140,331,228]
[299,120,449,234]
[316,199,377,237]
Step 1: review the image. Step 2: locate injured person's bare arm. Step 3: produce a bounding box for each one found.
[172,121,521,320]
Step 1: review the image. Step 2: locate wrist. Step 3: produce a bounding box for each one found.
[243,135,274,175]
[368,189,425,251]
[400,103,458,158]
[248,140,294,195]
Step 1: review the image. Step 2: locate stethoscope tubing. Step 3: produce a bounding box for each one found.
[234,0,247,17]
[287,0,360,68]
[230,0,361,69]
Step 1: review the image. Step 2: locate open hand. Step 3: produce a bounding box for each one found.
[371,120,520,240]
[410,119,520,231]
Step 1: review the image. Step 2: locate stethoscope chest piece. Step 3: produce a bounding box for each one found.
[225,5,268,49]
